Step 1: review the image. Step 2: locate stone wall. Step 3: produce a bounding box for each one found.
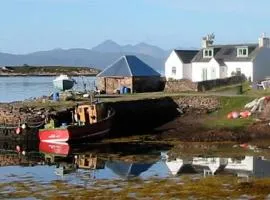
[197,75,246,91]
[97,76,164,94]
[164,79,197,92]
[164,76,246,93]
[173,96,220,114]
[97,77,133,94]
[106,96,220,137]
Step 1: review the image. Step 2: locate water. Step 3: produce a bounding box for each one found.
[1,140,270,184]
[0,76,96,103]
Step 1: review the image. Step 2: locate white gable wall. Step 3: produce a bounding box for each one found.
[165,51,183,80]
[253,48,270,82]
[224,61,253,81]
[191,59,220,82]
[183,63,192,80]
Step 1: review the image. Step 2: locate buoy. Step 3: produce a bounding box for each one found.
[16,145,21,152]
[227,112,233,119]
[15,127,21,134]
[21,123,27,129]
[232,111,239,119]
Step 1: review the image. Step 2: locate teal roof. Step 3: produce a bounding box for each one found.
[97,55,160,77]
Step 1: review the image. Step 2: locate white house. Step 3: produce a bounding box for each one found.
[225,156,270,178]
[165,50,199,80]
[165,34,270,82]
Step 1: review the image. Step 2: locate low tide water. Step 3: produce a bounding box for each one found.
[0,76,96,103]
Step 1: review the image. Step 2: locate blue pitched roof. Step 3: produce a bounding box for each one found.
[97,55,160,77]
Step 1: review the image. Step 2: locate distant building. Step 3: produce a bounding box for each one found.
[165,50,198,80]
[165,34,270,82]
[97,55,161,94]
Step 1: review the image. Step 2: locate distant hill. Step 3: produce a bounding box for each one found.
[0,41,195,74]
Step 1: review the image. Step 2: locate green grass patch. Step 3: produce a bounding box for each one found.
[205,96,254,129]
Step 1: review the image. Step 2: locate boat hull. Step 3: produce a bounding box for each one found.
[39,111,113,142]
[39,141,70,156]
[53,79,74,91]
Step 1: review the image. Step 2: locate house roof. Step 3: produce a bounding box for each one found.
[192,43,259,63]
[97,55,160,77]
[174,50,199,64]
[106,160,153,178]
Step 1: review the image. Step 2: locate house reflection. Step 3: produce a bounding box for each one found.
[163,152,270,178]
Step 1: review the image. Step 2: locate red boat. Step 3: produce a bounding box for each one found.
[39,103,115,142]
[39,141,70,156]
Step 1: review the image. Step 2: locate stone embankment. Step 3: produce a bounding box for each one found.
[0,95,220,139]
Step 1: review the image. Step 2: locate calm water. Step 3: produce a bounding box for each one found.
[1,140,270,184]
[0,76,96,103]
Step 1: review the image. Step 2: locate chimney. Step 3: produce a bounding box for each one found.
[201,33,215,48]
[259,33,270,48]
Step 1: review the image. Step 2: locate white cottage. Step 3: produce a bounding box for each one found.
[165,50,198,80]
[165,34,270,82]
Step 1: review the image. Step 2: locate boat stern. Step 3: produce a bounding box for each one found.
[39,128,69,142]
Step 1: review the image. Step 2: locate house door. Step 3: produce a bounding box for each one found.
[211,67,216,80]
[220,66,227,78]
[202,68,207,81]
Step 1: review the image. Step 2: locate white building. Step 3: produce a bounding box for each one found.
[165,50,198,80]
[165,34,270,82]
[225,156,270,178]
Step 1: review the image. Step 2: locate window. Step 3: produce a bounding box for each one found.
[237,47,248,57]
[172,66,176,76]
[203,48,214,58]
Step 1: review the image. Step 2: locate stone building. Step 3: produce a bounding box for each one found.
[96,55,161,94]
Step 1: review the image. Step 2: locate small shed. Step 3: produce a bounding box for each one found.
[96,55,161,94]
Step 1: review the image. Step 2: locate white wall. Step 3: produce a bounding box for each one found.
[192,157,223,174]
[165,51,183,80]
[253,47,270,82]
[183,63,192,80]
[191,58,220,82]
[224,61,253,81]
[225,156,254,171]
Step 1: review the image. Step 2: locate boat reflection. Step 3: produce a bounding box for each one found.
[1,139,270,180]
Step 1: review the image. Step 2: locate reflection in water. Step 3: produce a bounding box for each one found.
[163,152,270,178]
[1,139,270,184]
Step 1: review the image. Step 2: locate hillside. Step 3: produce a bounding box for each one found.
[0,41,174,73]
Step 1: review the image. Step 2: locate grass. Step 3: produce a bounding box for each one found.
[204,96,255,129]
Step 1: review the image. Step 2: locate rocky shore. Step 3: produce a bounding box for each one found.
[0,65,100,76]
[0,93,268,143]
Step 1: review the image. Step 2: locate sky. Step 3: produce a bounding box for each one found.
[0,0,270,54]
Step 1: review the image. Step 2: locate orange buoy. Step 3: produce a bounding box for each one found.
[227,112,233,119]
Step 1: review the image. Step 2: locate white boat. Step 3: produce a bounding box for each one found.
[53,75,75,91]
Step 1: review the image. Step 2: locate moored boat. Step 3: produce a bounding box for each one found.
[39,103,115,142]
[53,74,75,91]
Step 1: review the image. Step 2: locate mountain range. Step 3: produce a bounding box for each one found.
[0,40,197,73]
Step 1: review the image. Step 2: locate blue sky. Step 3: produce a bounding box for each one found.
[0,0,270,54]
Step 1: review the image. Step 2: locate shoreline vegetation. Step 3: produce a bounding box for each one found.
[0,65,100,76]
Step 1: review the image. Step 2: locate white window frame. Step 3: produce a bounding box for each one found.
[203,48,214,58]
[237,47,248,57]
[172,66,176,76]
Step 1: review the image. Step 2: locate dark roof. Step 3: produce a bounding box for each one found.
[174,50,199,64]
[97,55,160,77]
[192,43,259,63]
